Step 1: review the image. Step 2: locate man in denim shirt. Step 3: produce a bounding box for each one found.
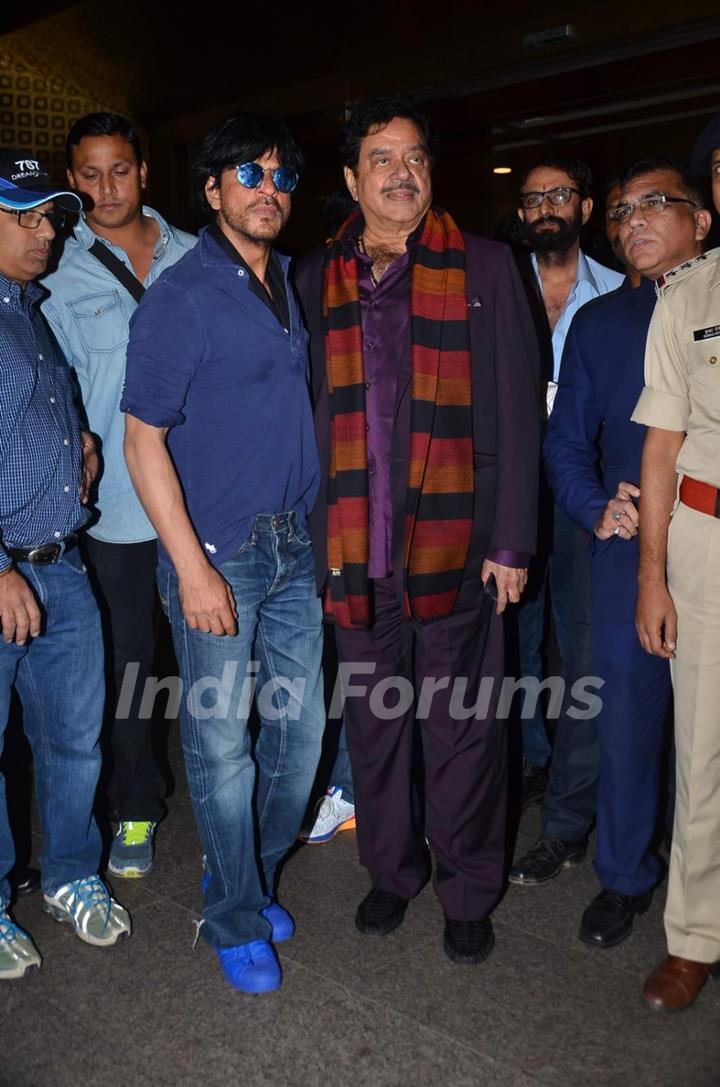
[0,151,131,979]
[122,114,324,993]
[43,113,195,879]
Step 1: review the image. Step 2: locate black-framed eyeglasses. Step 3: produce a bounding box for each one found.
[235,163,299,194]
[0,206,67,231]
[519,186,581,210]
[608,193,699,224]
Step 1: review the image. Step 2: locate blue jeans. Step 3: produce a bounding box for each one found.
[0,548,104,905]
[517,504,589,767]
[159,513,324,948]
[328,718,354,805]
[541,508,598,841]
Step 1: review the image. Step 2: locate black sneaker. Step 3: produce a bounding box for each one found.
[509,835,587,885]
[443,916,495,965]
[355,888,408,935]
[579,888,653,948]
[521,763,548,810]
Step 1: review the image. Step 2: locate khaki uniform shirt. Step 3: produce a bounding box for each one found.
[632,247,720,487]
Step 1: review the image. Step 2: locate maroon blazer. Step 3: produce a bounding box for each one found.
[293,227,541,598]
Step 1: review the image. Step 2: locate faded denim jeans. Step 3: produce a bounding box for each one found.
[159,512,324,948]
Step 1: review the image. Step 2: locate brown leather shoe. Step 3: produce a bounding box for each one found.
[642,955,717,1012]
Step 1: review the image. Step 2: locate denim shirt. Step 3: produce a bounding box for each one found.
[532,249,624,414]
[42,208,196,543]
[121,227,320,574]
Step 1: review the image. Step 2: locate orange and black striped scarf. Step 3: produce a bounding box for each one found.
[322,208,474,629]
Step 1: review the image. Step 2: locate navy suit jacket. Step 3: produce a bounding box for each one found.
[294,229,541,598]
[543,276,657,625]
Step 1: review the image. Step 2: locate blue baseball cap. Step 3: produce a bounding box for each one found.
[0,150,82,212]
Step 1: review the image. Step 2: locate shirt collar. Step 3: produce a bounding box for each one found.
[530,247,598,295]
[0,272,43,310]
[73,205,173,254]
[199,225,290,275]
[339,209,425,258]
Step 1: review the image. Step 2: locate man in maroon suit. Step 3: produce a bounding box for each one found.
[295,95,540,964]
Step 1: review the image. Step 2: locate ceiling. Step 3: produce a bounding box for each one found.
[3,1,719,131]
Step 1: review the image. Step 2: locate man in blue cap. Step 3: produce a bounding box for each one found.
[0,151,131,980]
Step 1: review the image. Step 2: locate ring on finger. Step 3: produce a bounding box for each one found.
[613,525,620,536]
[613,510,622,522]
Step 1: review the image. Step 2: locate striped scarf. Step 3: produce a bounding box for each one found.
[323,207,474,628]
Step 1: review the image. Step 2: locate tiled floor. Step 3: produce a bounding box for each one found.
[4,731,719,1087]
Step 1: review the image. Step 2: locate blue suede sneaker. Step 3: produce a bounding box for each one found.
[217,939,282,993]
[261,901,295,942]
[200,866,295,942]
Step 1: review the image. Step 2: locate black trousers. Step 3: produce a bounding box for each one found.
[334,570,507,921]
[84,536,165,822]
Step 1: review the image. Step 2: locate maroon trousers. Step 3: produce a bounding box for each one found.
[334,570,507,921]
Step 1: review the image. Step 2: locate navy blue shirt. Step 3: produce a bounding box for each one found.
[0,274,87,572]
[121,227,320,572]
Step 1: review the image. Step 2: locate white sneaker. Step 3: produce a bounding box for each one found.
[0,904,41,979]
[43,875,132,947]
[299,787,356,844]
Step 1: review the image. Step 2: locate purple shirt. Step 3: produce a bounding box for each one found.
[356,241,411,577]
[353,229,527,575]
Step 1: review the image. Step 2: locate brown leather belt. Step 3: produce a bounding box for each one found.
[6,534,78,565]
[679,476,720,518]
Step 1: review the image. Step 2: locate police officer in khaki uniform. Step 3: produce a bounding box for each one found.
[632,112,720,1011]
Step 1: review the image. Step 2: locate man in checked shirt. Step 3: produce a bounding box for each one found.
[0,151,131,980]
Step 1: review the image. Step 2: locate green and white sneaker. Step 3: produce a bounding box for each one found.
[108,820,156,878]
[43,876,131,947]
[0,904,41,979]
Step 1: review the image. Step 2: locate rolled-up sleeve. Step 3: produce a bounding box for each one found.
[631,297,689,431]
[121,280,205,428]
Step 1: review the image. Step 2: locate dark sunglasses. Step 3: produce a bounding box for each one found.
[235,162,299,194]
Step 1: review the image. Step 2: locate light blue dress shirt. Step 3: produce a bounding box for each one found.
[42,207,196,543]
[531,249,624,413]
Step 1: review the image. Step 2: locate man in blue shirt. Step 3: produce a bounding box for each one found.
[42,113,196,879]
[541,155,710,948]
[510,156,623,875]
[0,151,131,980]
[122,113,324,994]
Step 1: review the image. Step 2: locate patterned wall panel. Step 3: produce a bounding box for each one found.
[0,31,130,182]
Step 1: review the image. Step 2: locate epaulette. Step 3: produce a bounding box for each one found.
[656,252,711,294]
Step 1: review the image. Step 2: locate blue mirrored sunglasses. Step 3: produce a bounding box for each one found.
[235,162,299,194]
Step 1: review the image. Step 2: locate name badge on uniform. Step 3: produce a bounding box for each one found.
[693,325,720,342]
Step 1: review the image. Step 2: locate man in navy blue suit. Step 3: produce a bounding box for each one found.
[542,154,710,947]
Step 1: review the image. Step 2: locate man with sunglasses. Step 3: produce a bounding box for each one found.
[0,151,132,979]
[543,154,709,954]
[42,113,195,881]
[633,114,720,1011]
[510,156,622,883]
[121,114,323,994]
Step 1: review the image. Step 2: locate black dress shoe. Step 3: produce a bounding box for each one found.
[355,888,408,935]
[13,866,41,897]
[521,764,548,810]
[443,916,495,965]
[579,888,653,948]
[509,835,587,885]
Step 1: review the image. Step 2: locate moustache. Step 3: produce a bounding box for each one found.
[530,215,566,231]
[381,182,419,194]
[251,197,282,213]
